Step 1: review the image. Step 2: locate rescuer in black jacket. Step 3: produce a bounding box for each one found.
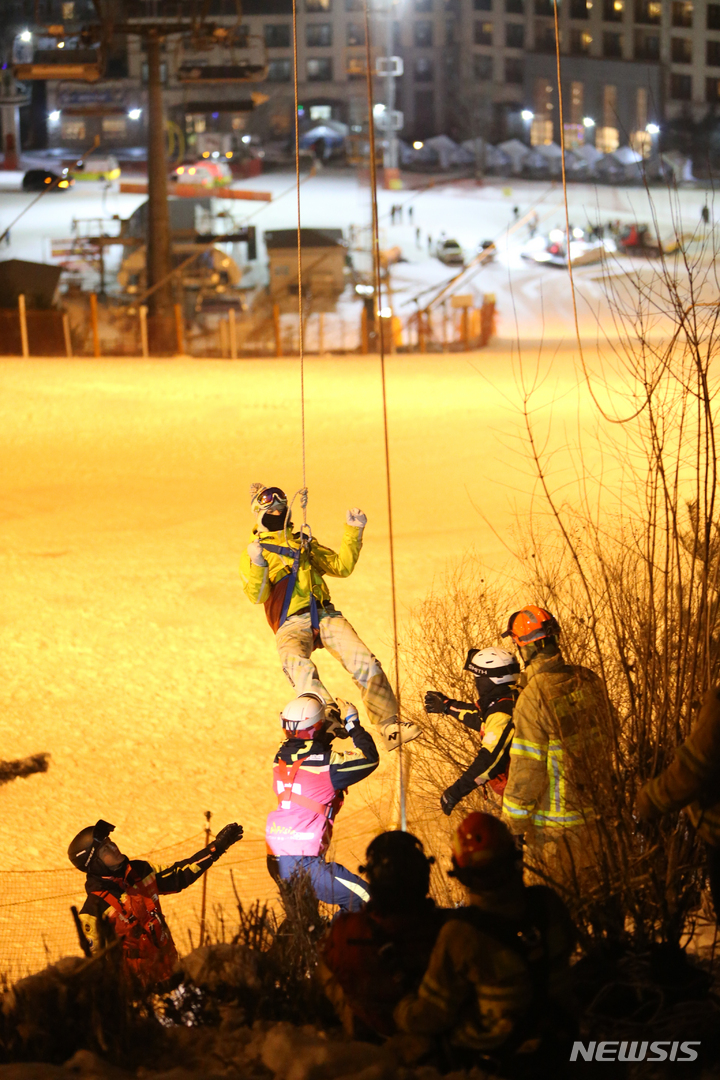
[424,647,520,815]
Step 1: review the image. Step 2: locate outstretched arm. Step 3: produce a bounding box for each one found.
[330,705,379,789]
[425,691,483,732]
[154,824,243,894]
[311,511,366,578]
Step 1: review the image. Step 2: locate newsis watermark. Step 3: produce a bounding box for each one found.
[570,1041,700,1063]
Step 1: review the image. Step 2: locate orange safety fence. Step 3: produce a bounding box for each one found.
[0,832,280,983]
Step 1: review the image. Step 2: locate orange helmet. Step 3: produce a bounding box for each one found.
[502,605,560,646]
[451,812,518,871]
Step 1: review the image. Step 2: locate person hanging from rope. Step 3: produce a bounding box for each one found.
[240,483,421,750]
[424,647,520,816]
[68,818,243,987]
[266,693,378,911]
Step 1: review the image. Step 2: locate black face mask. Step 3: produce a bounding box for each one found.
[474,675,511,711]
[261,509,289,532]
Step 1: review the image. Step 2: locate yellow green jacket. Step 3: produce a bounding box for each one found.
[640,685,720,845]
[502,651,610,832]
[239,523,363,621]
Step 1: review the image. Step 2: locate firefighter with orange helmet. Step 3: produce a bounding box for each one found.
[500,606,611,891]
[68,819,243,987]
[394,812,577,1075]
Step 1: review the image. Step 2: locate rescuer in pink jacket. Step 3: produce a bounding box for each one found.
[266,693,379,911]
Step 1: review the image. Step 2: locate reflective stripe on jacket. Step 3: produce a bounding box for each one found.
[239,523,363,622]
[502,652,610,832]
[641,685,720,845]
[266,727,379,857]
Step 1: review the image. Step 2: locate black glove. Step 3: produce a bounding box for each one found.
[425,691,451,715]
[440,789,460,816]
[213,822,243,854]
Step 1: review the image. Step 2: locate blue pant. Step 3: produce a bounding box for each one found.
[273,855,370,911]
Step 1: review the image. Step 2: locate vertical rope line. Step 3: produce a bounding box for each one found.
[292,0,308,525]
[363,0,406,831]
[553,0,585,369]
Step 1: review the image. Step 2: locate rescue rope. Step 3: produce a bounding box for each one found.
[291,0,308,528]
[363,0,407,831]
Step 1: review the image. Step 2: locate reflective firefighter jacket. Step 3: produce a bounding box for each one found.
[80,845,221,985]
[266,727,379,857]
[444,689,517,800]
[239,523,363,625]
[640,685,720,845]
[319,898,446,1037]
[394,882,576,1055]
[502,651,610,833]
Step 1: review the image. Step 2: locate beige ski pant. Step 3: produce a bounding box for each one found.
[275,606,397,728]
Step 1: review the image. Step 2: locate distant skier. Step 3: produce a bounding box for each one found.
[68,818,243,986]
[240,483,420,750]
[424,647,520,815]
[266,694,378,910]
[701,203,710,226]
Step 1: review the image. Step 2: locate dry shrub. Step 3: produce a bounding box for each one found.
[404,186,720,951]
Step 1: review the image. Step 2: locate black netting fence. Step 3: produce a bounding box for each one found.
[0,833,279,982]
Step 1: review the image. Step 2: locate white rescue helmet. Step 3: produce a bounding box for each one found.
[281,693,326,736]
[464,647,520,685]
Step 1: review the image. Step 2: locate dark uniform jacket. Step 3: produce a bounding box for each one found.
[444,689,517,801]
[80,843,222,985]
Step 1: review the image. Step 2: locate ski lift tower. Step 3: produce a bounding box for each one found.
[111,2,266,347]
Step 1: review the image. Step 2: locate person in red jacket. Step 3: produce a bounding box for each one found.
[266,693,379,911]
[318,830,445,1039]
[69,818,243,986]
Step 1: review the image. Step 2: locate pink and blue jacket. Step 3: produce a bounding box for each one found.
[266,727,379,857]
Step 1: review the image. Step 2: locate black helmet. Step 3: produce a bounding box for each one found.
[360,831,434,910]
[68,819,115,872]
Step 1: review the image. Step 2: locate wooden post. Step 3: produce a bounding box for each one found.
[442,301,448,352]
[199,810,212,947]
[139,305,149,358]
[219,317,228,358]
[418,310,426,353]
[462,306,469,351]
[62,312,72,358]
[318,311,324,355]
[273,303,282,358]
[228,307,237,359]
[174,302,185,355]
[18,293,29,358]
[89,292,100,357]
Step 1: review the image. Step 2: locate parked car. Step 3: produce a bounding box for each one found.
[172,160,232,188]
[70,155,121,182]
[22,168,72,191]
[436,238,464,266]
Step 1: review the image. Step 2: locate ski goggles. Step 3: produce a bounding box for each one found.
[254,486,287,510]
[82,819,116,869]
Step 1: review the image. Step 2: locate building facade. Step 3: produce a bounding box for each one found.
[17,0,720,152]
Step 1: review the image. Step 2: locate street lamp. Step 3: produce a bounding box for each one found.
[19,30,32,42]
[521,109,533,146]
[583,116,595,128]
[48,110,60,122]
[646,122,660,135]
[128,108,142,120]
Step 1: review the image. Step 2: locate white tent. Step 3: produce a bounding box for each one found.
[575,143,604,167]
[535,141,563,160]
[497,138,531,174]
[424,134,463,168]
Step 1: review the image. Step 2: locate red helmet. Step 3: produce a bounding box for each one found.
[451,812,518,871]
[502,605,560,646]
